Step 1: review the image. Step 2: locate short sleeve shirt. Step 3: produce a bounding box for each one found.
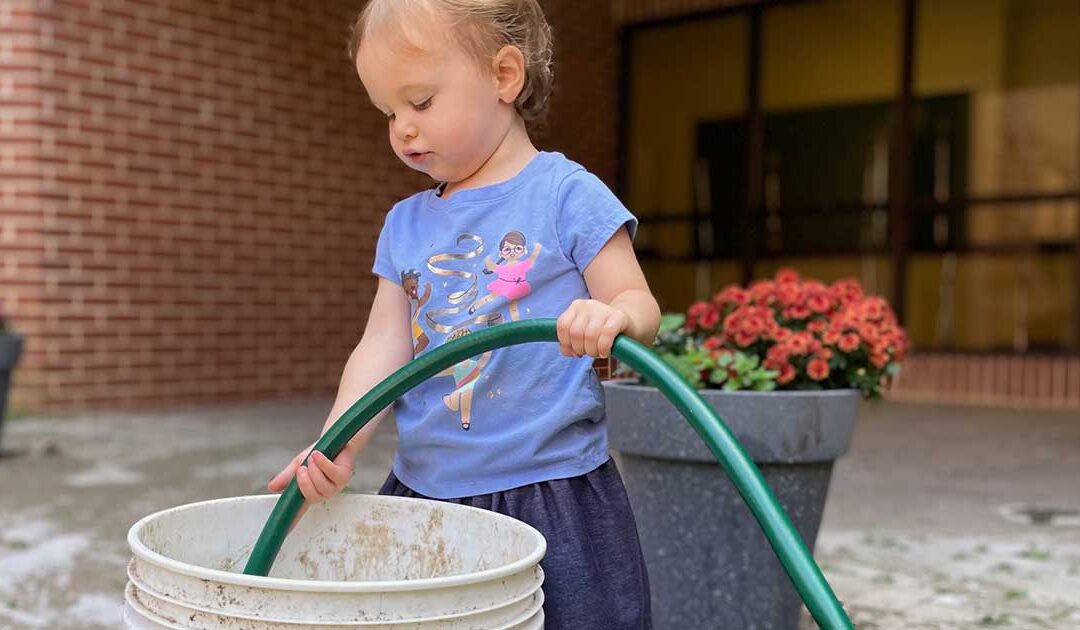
[372,151,637,498]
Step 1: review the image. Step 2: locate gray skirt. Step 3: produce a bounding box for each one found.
[378,457,652,629]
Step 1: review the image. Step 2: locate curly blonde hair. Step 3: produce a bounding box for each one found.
[347,0,554,125]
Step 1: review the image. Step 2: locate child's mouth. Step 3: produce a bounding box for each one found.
[406,151,432,163]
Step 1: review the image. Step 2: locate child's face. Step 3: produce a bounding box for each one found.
[356,26,510,184]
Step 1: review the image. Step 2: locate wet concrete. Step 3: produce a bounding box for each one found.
[0,397,396,629]
[0,398,1077,629]
[803,401,1080,629]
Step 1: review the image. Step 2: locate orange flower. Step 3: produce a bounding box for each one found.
[703,335,724,351]
[786,332,813,356]
[700,308,720,329]
[775,268,801,284]
[838,333,860,353]
[807,358,830,381]
[777,363,797,385]
[734,331,757,347]
[744,316,766,336]
[807,292,832,314]
[863,296,888,322]
[870,352,889,369]
[712,286,749,309]
[777,283,803,308]
[749,280,777,305]
[830,278,864,305]
[686,301,710,330]
[784,305,812,320]
[767,343,790,364]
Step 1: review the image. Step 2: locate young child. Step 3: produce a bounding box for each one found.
[268,1,660,627]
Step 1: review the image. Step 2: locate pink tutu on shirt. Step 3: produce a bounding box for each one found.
[487,259,534,300]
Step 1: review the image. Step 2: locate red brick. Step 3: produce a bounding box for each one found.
[4,0,619,412]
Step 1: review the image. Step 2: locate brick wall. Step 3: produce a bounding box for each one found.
[1,1,621,413]
[890,353,1080,410]
[539,0,620,186]
[1,0,47,402]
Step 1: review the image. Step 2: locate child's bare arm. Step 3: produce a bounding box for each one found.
[557,226,661,358]
[321,277,414,453]
[268,277,413,502]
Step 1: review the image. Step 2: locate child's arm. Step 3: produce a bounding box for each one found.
[557,227,661,359]
[268,277,413,503]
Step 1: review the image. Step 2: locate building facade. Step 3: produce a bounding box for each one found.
[2,0,1078,412]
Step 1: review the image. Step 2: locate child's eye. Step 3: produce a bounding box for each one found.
[413,98,432,111]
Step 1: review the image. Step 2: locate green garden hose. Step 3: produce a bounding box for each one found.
[244,318,853,629]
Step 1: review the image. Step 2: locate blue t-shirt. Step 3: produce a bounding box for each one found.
[371,151,638,498]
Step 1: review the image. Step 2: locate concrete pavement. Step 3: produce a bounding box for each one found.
[0,398,1077,629]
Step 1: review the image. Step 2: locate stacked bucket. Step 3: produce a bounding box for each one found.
[123,495,546,629]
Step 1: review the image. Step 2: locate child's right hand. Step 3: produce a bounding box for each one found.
[267,443,356,504]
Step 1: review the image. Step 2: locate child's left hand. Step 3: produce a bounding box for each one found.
[556,299,630,359]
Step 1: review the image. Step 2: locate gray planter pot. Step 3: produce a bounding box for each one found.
[0,333,25,452]
[603,379,859,630]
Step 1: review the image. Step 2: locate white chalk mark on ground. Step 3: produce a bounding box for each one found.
[65,462,145,487]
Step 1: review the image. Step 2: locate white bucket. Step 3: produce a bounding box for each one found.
[124,494,546,628]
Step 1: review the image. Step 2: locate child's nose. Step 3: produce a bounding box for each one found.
[393,117,417,142]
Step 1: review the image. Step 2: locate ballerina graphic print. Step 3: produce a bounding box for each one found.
[468,230,542,322]
[404,229,546,431]
[434,327,492,430]
[400,269,432,355]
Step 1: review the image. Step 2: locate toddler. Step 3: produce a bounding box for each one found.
[268,1,660,627]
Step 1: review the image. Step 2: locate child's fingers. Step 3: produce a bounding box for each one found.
[312,451,353,487]
[296,465,326,503]
[555,308,576,354]
[596,316,622,359]
[267,472,288,492]
[267,447,309,491]
[267,460,299,491]
[303,461,337,498]
[568,314,587,356]
[584,316,608,357]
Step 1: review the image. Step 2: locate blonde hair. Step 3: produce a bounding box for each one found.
[347,0,554,125]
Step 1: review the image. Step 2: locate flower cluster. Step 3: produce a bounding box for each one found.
[638,269,908,398]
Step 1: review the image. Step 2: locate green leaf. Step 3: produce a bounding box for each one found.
[658,352,702,388]
[658,313,685,334]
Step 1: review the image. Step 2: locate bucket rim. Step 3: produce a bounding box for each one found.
[127,494,547,593]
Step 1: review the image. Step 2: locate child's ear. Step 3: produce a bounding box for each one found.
[491,45,526,104]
